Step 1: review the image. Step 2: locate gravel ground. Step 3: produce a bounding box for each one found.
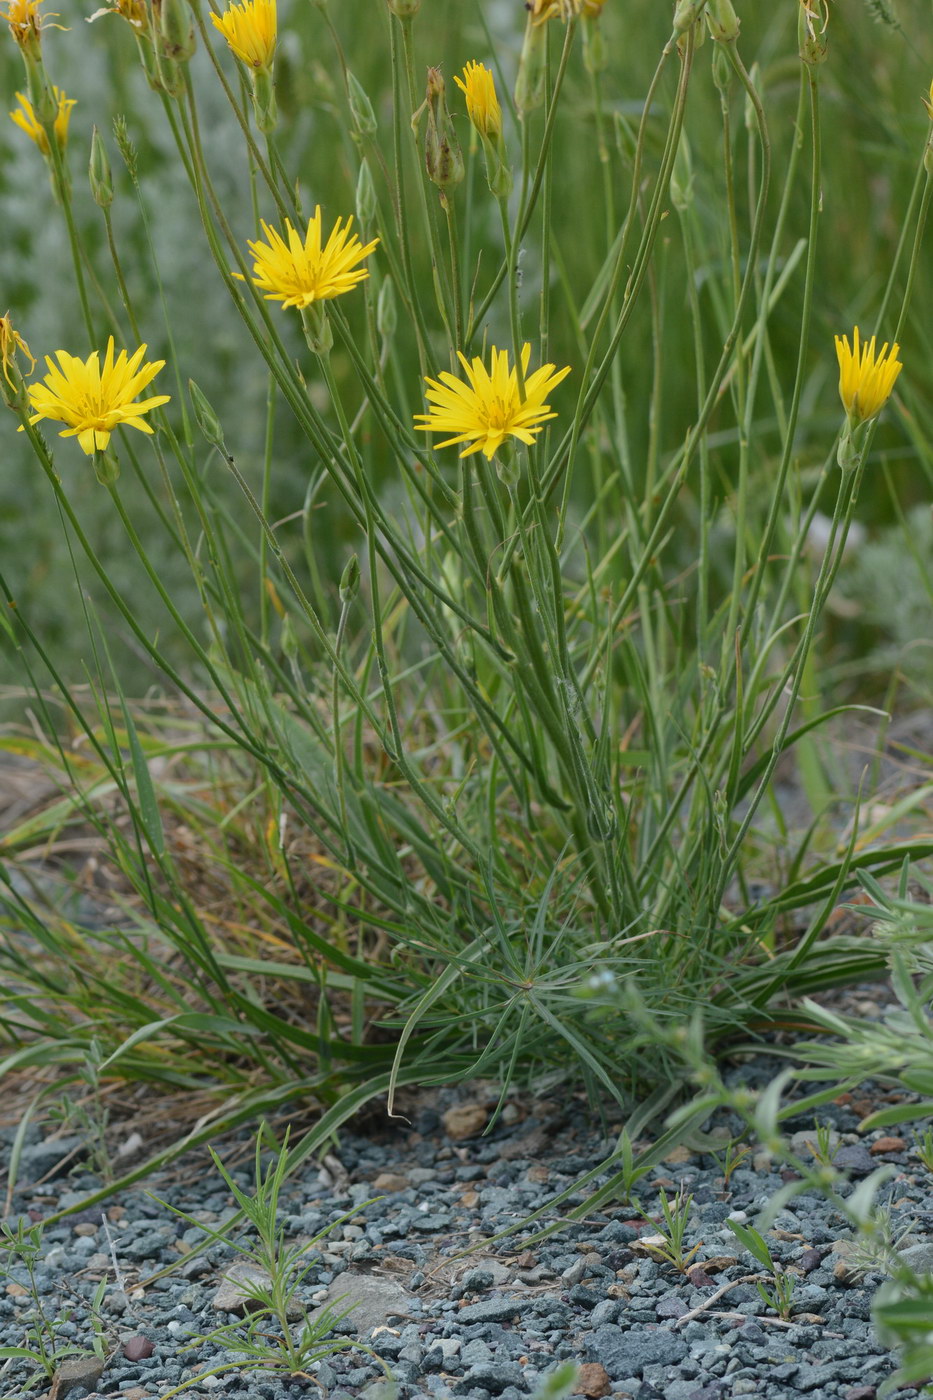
[0,1060,927,1400]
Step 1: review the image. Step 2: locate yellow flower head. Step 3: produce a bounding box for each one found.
[834,326,902,426]
[239,210,379,311]
[10,87,74,154]
[414,343,571,459]
[2,0,46,49]
[210,0,276,69]
[23,338,170,455]
[87,0,148,30]
[454,61,502,141]
[0,312,34,389]
[527,0,601,24]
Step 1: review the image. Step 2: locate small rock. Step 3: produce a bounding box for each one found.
[663,1144,693,1165]
[372,1172,411,1193]
[73,1222,97,1237]
[842,1388,877,1400]
[577,1362,612,1397]
[833,1144,875,1176]
[798,1248,823,1274]
[122,1335,155,1361]
[443,1103,489,1140]
[49,1356,106,1399]
[212,1261,302,1319]
[686,1265,715,1287]
[458,1296,522,1323]
[120,1390,152,1400]
[656,1294,688,1319]
[899,1243,933,1275]
[870,1136,906,1155]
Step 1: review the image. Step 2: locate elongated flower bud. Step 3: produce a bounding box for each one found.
[706,0,739,41]
[347,70,377,136]
[89,126,113,207]
[0,313,34,411]
[339,554,360,604]
[798,0,828,66]
[515,14,547,115]
[356,158,376,229]
[188,379,227,451]
[159,0,196,62]
[423,66,464,190]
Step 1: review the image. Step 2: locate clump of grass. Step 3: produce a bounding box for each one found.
[0,0,929,1200]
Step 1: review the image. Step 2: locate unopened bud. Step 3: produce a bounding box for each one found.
[89,127,113,208]
[669,131,693,212]
[188,379,227,452]
[356,158,377,229]
[0,314,34,411]
[251,65,277,133]
[514,15,547,115]
[672,0,707,35]
[798,0,828,67]
[377,276,397,339]
[711,39,731,92]
[94,448,121,486]
[706,0,739,42]
[159,0,196,62]
[386,0,421,14]
[347,70,377,136]
[301,302,333,355]
[423,67,464,190]
[339,554,360,604]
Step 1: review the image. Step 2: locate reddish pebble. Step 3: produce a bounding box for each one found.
[870,1136,906,1155]
[577,1362,612,1398]
[122,1335,155,1361]
[843,1388,876,1400]
[686,1265,715,1287]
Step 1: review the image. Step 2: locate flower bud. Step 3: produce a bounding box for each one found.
[386,0,421,14]
[669,131,693,212]
[515,14,548,115]
[188,379,227,452]
[94,448,121,486]
[89,126,113,207]
[706,0,739,42]
[251,65,277,133]
[159,0,196,62]
[377,276,397,339]
[423,67,464,190]
[301,301,333,355]
[798,0,828,67]
[347,70,377,137]
[355,157,377,229]
[339,554,360,605]
[672,0,706,35]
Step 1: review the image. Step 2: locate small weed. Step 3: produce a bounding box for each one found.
[0,1217,111,1390]
[151,1131,389,1395]
[727,1218,798,1321]
[709,1138,755,1190]
[914,1127,933,1176]
[805,1120,839,1168]
[636,1187,702,1273]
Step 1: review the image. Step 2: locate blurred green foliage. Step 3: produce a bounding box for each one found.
[0,0,930,688]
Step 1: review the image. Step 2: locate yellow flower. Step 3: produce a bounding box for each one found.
[240,210,379,310]
[23,338,170,455]
[0,312,34,389]
[527,0,602,24]
[2,0,45,49]
[834,326,902,426]
[87,0,148,29]
[414,343,571,459]
[454,61,502,141]
[210,0,276,69]
[9,87,74,154]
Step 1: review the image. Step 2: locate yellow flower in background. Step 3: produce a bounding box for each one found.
[455,61,502,141]
[414,343,571,459]
[10,87,74,153]
[528,0,602,24]
[240,210,379,310]
[211,0,276,69]
[2,0,46,50]
[24,338,170,454]
[0,312,34,388]
[834,326,902,426]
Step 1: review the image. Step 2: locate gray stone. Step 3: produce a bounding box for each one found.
[50,1356,106,1398]
[304,1269,411,1337]
[899,1243,933,1274]
[833,1144,875,1177]
[454,1363,526,1395]
[583,1324,687,1377]
[457,1297,523,1324]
